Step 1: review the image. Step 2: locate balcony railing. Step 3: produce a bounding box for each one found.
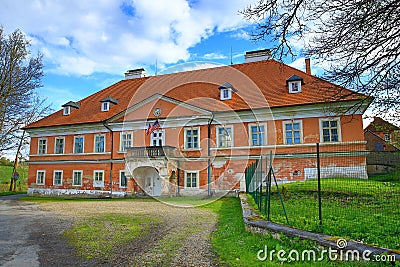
[126,146,177,158]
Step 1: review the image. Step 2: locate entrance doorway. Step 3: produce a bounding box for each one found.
[132,166,162,196]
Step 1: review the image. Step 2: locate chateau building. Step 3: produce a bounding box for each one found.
[24,49,370,197]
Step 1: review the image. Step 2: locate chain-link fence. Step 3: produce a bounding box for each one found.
[245,142,400,250]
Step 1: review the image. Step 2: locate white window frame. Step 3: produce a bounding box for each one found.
[93,170,104,187]
[184,127,200,150]
[36,170,45,185]
[54,137,65,154]
[63,106,71,116]
[53,170,63,186]
[150,129,165,146]
[120,132,133,152]
[216,125,233,148]
[319,118,341,143]
[220,88,232,100]
[101,102,110,112]
[288,81,301,93]
[184,171,199,189]
[73,136,84,154]
[73,170,83,186]
[384,133,391,142]
[248,123,267,146]
[94,134,106,153]
[38,138,47,154]
[283,120,303,144]
[120,170,127,188]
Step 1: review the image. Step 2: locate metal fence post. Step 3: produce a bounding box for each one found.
[317,143,322,225]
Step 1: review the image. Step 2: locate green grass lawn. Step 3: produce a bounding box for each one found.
[249,177,400,251]
[63,213,160,260]
[0,164,28,193]
[202,198,389,266]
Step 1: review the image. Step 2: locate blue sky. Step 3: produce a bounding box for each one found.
[0,0,313,111]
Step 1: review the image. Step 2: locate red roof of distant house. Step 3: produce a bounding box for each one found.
[25,59,368,129]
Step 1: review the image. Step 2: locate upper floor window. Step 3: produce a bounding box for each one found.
[38,138,47,154]
[120,132,133,152]
[185,127,200,149]
[217,126,233,148]
[54,137,65,154]
[36,170,45,185]
[249,124,266,146]
[283,121,302,144]
[53,170,63,186]
[74,136,84,153]
[94,134,105,153]
[100,96,118,112]
[151,130,164,146]
[320,118,341,142]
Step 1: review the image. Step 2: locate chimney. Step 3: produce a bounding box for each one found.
[124,68,146,79]
[245,49,272,63]
[305,58,311,75]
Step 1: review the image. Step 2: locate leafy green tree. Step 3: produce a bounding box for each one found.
[241,0,400,121]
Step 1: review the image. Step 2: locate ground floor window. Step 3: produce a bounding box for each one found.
[36,170,45,185]
[185,171,199,188]
[93,170,104,187]
[53,170,63,186]
[120,171,127,188]
[73,170,83,186]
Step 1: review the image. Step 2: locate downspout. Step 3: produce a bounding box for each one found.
[207,113,214,197]
[103,123,113,197]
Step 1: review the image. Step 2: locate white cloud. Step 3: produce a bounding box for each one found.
[202,52,227,60]
[0,0,255,76]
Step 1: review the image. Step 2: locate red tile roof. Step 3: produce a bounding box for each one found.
[25,59,367,129]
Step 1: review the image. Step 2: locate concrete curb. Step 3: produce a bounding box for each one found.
[239,193,400,261]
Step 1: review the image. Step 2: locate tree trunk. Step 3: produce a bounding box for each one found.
[9,131,25,191]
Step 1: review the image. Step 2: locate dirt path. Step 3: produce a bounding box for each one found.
[0,197,219,266]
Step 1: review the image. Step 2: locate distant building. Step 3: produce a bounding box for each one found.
[364,117,400,152]
[24,49,371,197]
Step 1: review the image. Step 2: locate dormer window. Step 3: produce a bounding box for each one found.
[62,101,80,116]
[289,81,301,93]
[101,102,109,112]
[221,88,231,100]
[63,106,71,116]
[218,82,238,101]
[286,75,304,94]
[100,96,119,112]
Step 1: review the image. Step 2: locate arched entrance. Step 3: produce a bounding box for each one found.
[132,166,162,196]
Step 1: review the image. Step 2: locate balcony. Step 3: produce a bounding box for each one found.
[126,146,177,158]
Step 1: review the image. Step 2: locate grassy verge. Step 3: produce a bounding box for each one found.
[251,178,400,250]
[0,165,28,193]
[203,197,389,266]
[63,213,160,260]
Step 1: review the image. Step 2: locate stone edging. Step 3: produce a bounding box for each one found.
[239,193,399,261]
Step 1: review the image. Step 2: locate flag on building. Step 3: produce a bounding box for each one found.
[146,119,160,135]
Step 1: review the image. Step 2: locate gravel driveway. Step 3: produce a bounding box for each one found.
[0,196,219,267]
